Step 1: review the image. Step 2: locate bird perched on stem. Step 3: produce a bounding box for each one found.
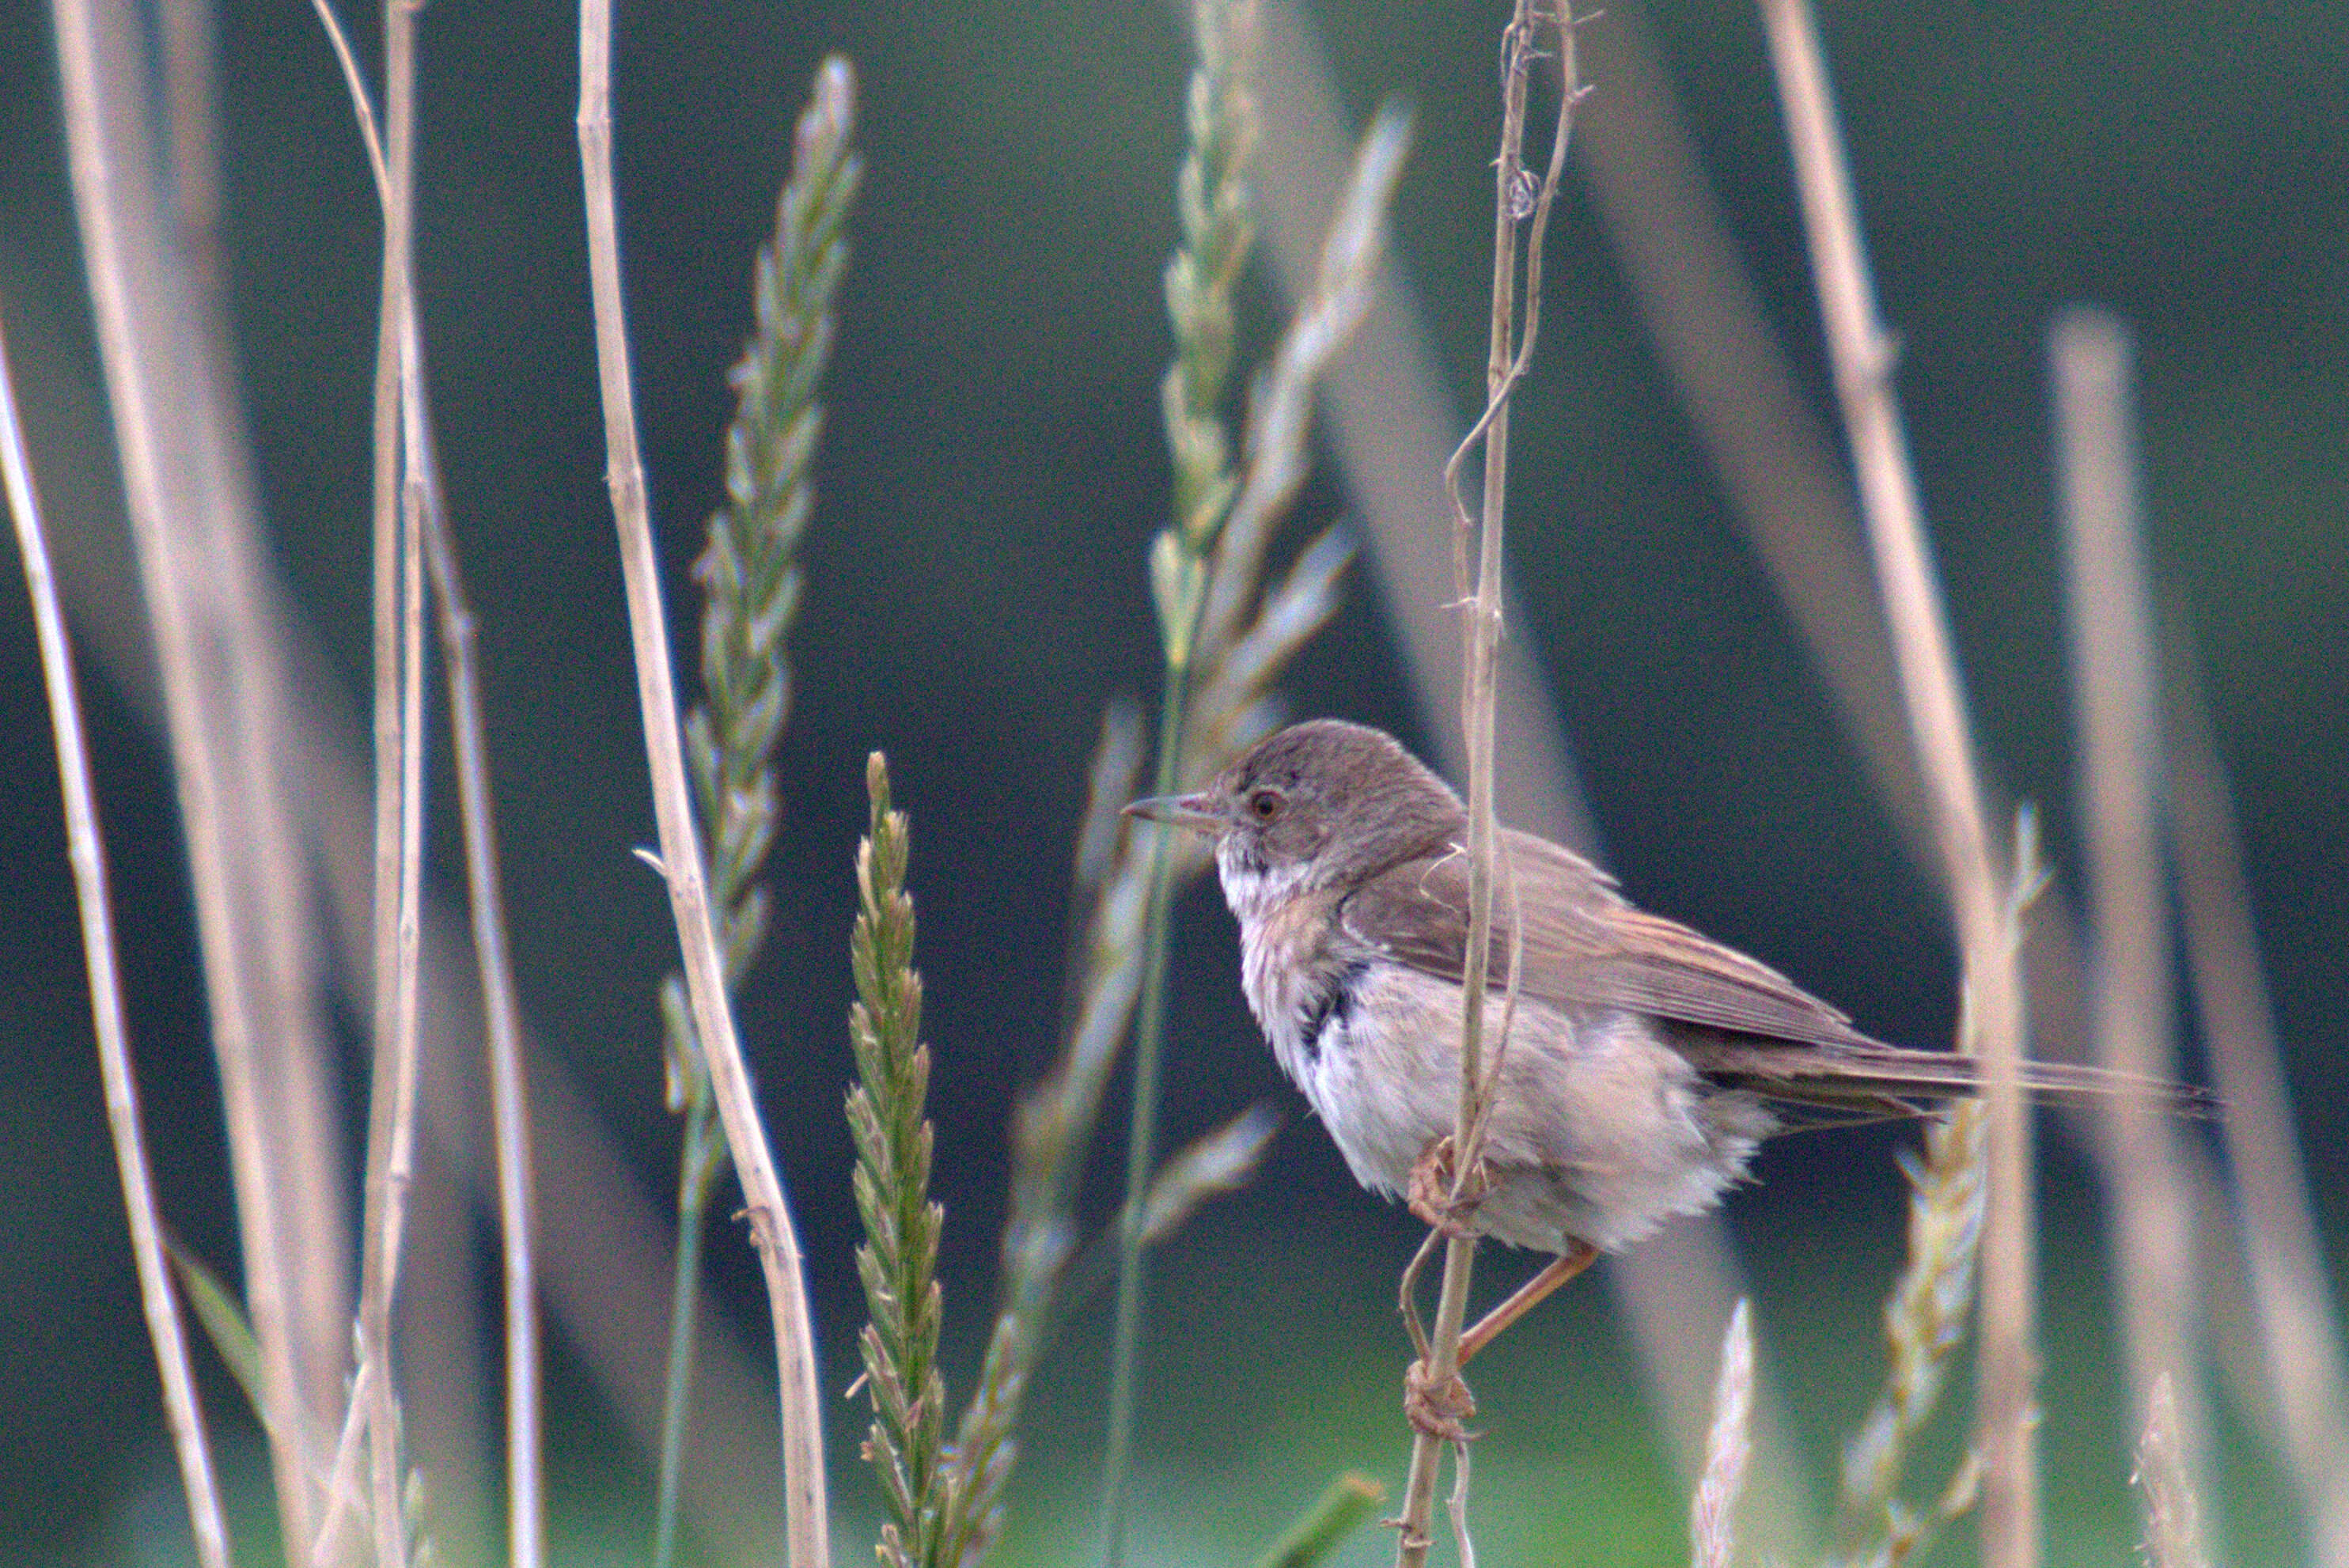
[1127,718,2211,1381]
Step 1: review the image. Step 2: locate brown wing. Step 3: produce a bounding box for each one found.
[1341,828,1873,1051]
[1341,829,2222,1117]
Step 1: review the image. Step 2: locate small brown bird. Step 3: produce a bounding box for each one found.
[1129,718,2206,1362]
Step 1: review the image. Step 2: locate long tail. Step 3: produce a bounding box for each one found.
[1681,1038,2220,1122]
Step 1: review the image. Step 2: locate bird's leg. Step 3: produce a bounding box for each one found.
[1457,1239,1599,1365]
[1397,1227,1444,1361]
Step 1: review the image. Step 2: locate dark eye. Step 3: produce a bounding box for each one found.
[1247,788,1282,822]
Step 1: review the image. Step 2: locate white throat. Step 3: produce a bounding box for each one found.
[1214,840,1312,926]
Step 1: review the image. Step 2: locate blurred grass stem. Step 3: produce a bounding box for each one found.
[1099,3,1259,1556]
[2163,621,2349,1564]
[1097,668,1192,1567]
[578,2,829,1560]
[1756,1,2038,1561]
[2051,312,2207,1524]
[2,311,234,1568]
[50,0,320,1552]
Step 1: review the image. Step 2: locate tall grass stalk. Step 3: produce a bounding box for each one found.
[2162,622,2349,1563]
[2052,310,2209,1521]
[419,477,544,1568]
[48,0,325,1553]
[1755,2,2040,1560]
[650,59,859,1568]
[578,5,829,1559]
[1099,1,1263,1553]
[1098,0,1406,1552]
[1394,4,1576,1562]
[2,312,235,1568]
[351,0,431,1551]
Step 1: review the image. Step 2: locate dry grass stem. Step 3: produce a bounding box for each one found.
[578,2,829,1559]
[2,312,235,1568]
[350,0,431,1555]
[1691,1300,1755,1568]
[1396,7,1575,1565]
[1755,2,2038,1560]
[2163,623,2349,1564]
[49,0,322,1551]
[2051,309,2206,1479]
[419,484,544,1568]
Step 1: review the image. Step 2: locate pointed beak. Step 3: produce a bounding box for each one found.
[1122,790,1222,835]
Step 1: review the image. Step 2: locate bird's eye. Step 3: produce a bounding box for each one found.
[1247,788,1282,821]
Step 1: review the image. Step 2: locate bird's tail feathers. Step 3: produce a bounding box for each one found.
[1685,1040,2219,1119]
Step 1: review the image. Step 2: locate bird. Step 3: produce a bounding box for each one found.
[1126,718,2209,1377]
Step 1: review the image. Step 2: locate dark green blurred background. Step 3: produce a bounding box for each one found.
[1,0,2342,1562]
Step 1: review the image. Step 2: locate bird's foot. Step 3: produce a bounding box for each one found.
[1407,1136,1488,1238]
[1403,1357,1478,1443]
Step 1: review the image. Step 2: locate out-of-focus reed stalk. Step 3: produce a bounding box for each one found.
[1,311,234,1568]
[1395,5,1576,1564]
[650,60,858,1568]
[2162,620,2349,1566]
[49,0,337,1554]
[578,3,829,1559]
[1248,1474,1385,1568]
[1754,2,2039,1562]
[2050,311,2208,1543]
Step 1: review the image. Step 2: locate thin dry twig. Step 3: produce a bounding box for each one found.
[2,312,235,1568]
[577,2,828,1559]
[1755,2,2039,1561]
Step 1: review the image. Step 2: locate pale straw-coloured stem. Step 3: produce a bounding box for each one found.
[2163,623,2349,1566]
[350,0,429,1553]
[49,0,316,1552]
[1754,2,2036,1562]
[2051,311,2207,1514]
[578,3,828,1559]
[1,312,234,1568]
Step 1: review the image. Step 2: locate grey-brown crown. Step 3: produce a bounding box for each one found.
[1204,720,1466,889]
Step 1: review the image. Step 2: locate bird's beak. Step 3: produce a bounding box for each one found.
[1122,791,1222,835]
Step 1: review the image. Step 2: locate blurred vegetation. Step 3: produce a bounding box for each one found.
[0,0,2341,1562]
